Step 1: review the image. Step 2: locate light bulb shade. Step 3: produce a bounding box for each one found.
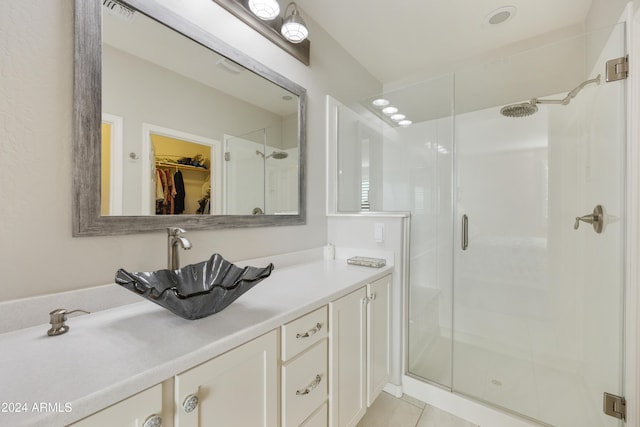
[281,5,308,43]
[248,0,280,20]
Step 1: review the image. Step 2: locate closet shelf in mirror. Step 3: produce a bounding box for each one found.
[155,161,209,173]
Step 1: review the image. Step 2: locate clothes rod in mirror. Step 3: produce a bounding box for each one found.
[212,0,310,65]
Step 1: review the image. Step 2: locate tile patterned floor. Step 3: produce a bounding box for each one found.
[356,392,478,427]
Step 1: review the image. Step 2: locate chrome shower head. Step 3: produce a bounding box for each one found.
[500,100,539,118]
[500,74,601,118]
[256,150,289,160]
[269,151,288,159]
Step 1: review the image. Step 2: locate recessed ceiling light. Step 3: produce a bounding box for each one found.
[398,119,412,126]
[372,98,390,107]
[382,106,398,115]
[390,113,406,121]
[485,6,516,26]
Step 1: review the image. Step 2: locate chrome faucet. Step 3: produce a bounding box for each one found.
[168,227,192,270]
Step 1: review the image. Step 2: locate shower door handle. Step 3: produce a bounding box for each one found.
[461,214,469,250]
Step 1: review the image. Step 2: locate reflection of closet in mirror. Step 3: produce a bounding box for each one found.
[143,124,222,216]
[224,127,298,215]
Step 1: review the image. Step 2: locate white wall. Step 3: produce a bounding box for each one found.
[0,0,381,301]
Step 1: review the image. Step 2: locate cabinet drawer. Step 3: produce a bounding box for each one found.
[282,339,328,427]
[68,384,162,427]
[301,401,328,427]
[282,305,328,361]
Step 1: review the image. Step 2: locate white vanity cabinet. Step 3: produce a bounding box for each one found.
[329,287,367,427]
[174,329,279,427]
[329,274,391,427]
[68,383,163,427]
[366,274,391,406]
[7,258,396,427]
[281,306,329,427]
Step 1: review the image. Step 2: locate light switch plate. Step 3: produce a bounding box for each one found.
[374,223,384,243]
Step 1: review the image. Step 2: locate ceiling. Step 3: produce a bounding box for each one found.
[295,0,593,84]
[103,7,299,117]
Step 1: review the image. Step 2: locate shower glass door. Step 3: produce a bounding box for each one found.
[224,130,265,215]
[453,23,626,426]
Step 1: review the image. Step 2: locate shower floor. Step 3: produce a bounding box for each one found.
[409,337,608,427]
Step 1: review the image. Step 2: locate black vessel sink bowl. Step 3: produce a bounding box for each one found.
[115,254,274,320]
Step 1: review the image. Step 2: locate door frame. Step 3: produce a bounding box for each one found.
[101,113,124,215]
[141,123,222,215]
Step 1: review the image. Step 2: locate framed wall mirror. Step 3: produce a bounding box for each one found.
[73,0,307,236]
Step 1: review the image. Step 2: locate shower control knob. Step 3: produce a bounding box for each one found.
[574,204,605,234]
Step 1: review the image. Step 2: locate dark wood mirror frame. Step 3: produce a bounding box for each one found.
[73,0,307,236]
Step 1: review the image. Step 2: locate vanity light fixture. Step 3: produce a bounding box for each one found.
[281,2,309,43]
[248,0,280,20]
[212,0,310,64]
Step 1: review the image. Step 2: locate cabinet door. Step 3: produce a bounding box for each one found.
[329,287,367,427]
[68,384,162,427]
[367,275,391,407]
[175,330,278,427]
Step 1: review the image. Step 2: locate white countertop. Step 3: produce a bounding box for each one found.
[0,258,392,426]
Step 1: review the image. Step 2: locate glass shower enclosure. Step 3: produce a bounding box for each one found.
[337,22,627,427]
[224,127,298,215]
[451,22,625,427]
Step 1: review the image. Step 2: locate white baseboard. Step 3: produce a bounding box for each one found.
[383,383,403,398]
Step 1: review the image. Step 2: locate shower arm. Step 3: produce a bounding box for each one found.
[532,74,601,106]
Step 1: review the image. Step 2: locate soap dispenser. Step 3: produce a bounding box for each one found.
[47,308,90,336]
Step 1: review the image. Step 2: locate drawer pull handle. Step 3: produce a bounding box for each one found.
[296,322,322,338]
[296,374,322,396]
